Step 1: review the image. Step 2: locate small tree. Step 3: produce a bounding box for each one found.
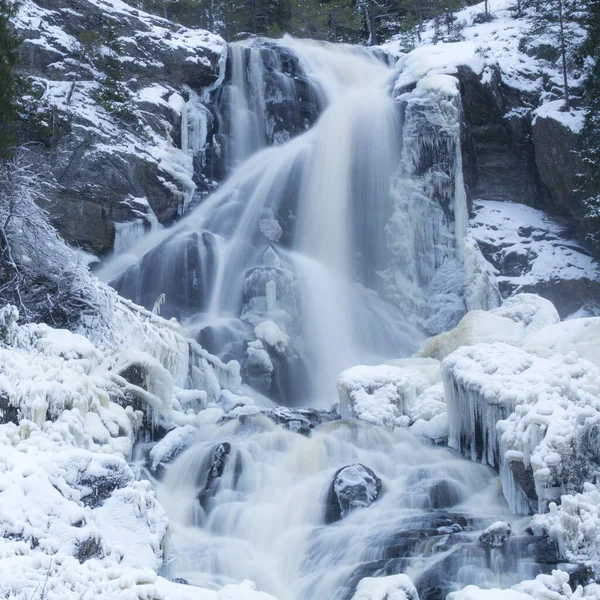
[0,150,108,327]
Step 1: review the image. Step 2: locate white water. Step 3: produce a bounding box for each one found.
[156,417,542,600]
[100,38,424,406]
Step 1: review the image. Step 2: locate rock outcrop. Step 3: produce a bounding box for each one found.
[13,0,226,255]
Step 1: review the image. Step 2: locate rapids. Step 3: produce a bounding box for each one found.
[153,417,558,600]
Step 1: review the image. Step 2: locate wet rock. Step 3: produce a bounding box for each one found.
[325,464,382,524]
[479,521,511,547]
[401,477,465,510]
[264,406,339,436]
[198,442,231,507]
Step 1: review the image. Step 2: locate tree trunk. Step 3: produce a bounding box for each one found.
[558,0,571,111]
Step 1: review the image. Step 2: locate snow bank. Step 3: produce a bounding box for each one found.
[449,570,600,600]
[352,574,419,600]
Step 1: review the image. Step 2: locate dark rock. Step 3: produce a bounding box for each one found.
[198,442,232,508]
[532,114,588,232]
[264,406,339,436]
[0,392,19,425]
[75,534,103,562]
[457,64,540,207]
[325,463,382,524]
[401,477,465,510]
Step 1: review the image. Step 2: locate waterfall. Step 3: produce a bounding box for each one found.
[99,37,480,407]
[104,37,556,600]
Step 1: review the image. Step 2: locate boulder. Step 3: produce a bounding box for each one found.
[479,521,512,547]
[325,463,382,523]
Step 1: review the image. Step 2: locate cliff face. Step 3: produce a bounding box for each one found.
[13,0,226,255]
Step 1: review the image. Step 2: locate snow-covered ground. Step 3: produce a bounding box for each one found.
[470,200,599,298]
[384,0,586,131]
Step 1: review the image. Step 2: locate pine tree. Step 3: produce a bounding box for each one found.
[0,0,20,157]
[580,0,600,258]
[526,0,583,110]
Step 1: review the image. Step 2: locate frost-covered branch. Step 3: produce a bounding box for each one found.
[0,148,111,329]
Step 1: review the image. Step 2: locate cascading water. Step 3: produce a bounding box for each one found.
[153,417,561,600]
[99,38,427,406]
[108,37,561,600]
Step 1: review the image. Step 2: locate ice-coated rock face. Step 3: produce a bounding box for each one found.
[443,340,600,515]
[325,463,382,523]
[480,521,512,547]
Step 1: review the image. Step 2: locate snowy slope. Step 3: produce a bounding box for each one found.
[0,300,276,600]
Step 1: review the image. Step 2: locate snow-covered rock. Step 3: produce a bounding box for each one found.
[13,0,226,255]
[337,359,441,431]
[325,463,382,523]
[533,482,600,566]
[480,521,512,547]
[443,341,600,514]
[470,201,600,318]
[352,574,419,600]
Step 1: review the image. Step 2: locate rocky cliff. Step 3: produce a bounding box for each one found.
[13,0,226,256]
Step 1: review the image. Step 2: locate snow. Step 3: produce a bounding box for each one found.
[449,571,600,600]
[491,294,560,335]
[470,201,599,290]
[443,340,600,514]
[254,320,289,352]
[12,0,227,253]
[417,310,525,361]
[533,482,600,565]
[352,574,419,600]
[0,302,274,599]
[533,100,585,134]
[523,318,600,368]
[338,360,441,431]
[480,521,512,547]
[383,0,587,136]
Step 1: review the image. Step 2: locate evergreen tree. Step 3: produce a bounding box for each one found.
[580,0,600,257]
[526,0,584,109]
[0,0,20,157]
